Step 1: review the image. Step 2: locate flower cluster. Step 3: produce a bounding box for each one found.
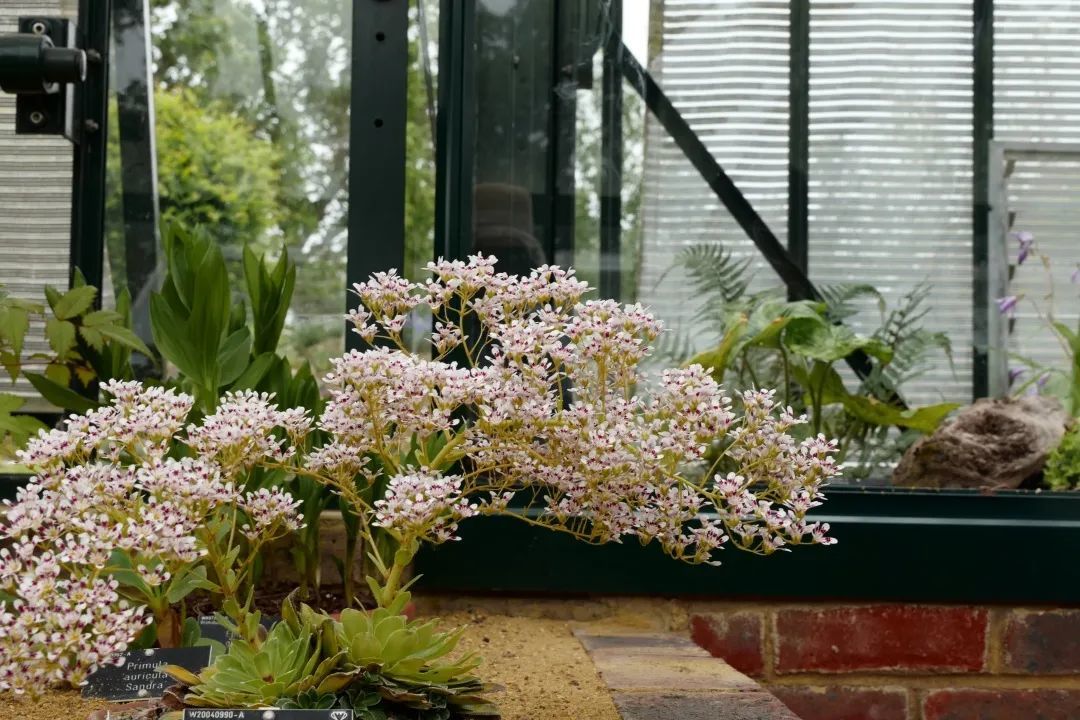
[0,556,146,694]
[327,254,840,580]
[0,384,305,697]
[373,470,477,543]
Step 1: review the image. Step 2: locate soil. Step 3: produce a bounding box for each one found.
[0,612,619,720]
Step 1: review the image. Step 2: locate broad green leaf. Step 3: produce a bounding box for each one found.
[81,309,120,328]
[841,395,960,433]
[78,325,104,352]
[0,305,31,359]
[43,362,71,387]
[44,318,76,357]
[1053,321,1080,355]
[217,327,252,387]
[0,392,46,448]
[791,362,850,406]
[43,285,62,314]
[96,324,153,357]
[230,351,277,391]
[150,293,200,381]
[785,318,893,364]
[24,372,98,412]
[52,285,97,320]
[165,565,218,604]
[686,316,747,384]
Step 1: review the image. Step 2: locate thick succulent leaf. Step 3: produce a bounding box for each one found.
[160,664,201,687]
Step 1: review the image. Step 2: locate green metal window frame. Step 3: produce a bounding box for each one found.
[416,0,1080,604]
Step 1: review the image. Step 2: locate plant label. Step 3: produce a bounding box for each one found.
[197,614,279,645]
[82,646,212,701]
[183,711,355,720]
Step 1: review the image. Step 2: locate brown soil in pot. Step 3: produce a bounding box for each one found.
[0,613,619,720]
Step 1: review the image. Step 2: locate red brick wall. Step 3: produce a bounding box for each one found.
[690,604,1080,720]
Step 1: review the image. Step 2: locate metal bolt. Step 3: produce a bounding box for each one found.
[28,111,45,125]
[84,119,100,133]
[30,21,47,35]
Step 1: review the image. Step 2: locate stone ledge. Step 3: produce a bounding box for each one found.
[574,627,801,720]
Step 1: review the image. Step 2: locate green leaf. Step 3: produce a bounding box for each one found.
[166,565,218,604]
[151,293,198,380]
[44,318,77,357]
[24,372,98,412]
[52,285,97,320]
[96,323,153,357]
[686,316,747,383]
[43,362,71,387]
[81,325,107,352]
[217,327,253,387]
[0,305,31,362]
[43,285,62,314]
[841,395,960,433]
[0,393,46,448]
[230,352,277,391]
[106,550,153,597]
[81,309,120,328]
[785,318,893,364]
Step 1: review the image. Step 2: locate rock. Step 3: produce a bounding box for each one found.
[892,395,1071,489]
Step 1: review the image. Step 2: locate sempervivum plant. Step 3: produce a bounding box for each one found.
[165,590,495,719]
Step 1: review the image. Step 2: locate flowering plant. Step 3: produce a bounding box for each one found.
[998,230,1080,412]
[0,382,304,696]
[321,256,839,604]
[0,256,840,700]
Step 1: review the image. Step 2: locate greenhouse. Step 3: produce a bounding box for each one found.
[0,0,1077,718]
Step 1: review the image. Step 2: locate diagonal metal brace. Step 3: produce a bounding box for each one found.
[618,44,886,388]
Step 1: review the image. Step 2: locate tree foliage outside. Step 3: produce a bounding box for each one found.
[106,0,439,375]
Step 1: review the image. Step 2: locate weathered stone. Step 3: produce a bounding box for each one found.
[613,691,801,720]
[892,395,1069,488]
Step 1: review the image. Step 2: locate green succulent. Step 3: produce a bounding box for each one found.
[167,591,497,717]
[283,591,498,717]
[163,613,343,708]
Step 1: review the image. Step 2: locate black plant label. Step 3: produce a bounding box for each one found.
[183,711,355,720]
[82,646,212,701]
[197,614,279,645]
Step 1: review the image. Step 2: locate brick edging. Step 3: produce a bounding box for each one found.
[573,626,803,720]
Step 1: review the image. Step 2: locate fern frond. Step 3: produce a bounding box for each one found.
[820,284,885,322]
[677,243,753,305]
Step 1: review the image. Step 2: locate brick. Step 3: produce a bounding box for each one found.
[770,686,908,720]
[1004,610,1080,673]
[924,689,1080,720]
[775,605,988,673]
[592,651,760,692]
[690,612,766,677]
[574,627,760,692]
[613,691,800,720]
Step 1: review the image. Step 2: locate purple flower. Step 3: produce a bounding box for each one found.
[1072,266,1080,285]
[996,295,1019,316]
[1012,231,1035,265]
[1008,367,1025,386]
[1026,374,1050,396]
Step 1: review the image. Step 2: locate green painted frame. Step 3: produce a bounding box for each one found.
[415,487,1080,603]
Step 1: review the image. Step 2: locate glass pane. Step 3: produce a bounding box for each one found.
[403,0,439,354]
[143,0,353,377]
[471,0,558,275]
[808,0,973,409]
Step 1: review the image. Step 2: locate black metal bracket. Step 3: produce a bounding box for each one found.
[0,17,86,140]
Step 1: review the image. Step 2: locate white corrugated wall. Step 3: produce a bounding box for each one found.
[0,2,75,411]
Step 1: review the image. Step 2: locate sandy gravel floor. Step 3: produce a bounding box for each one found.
[0,612,619,720]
